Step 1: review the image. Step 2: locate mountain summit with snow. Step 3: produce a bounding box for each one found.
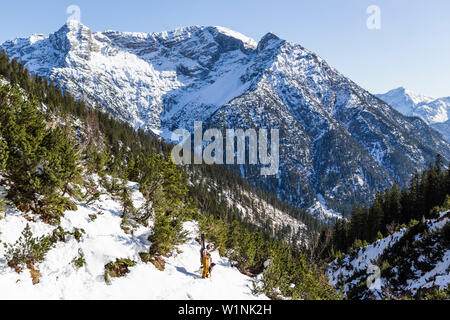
[376,87,436,117]
[2,22,450,217]
[1,21,260,130]
[376,88,450,142]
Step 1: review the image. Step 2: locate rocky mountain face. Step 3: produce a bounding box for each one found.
[376,87,450,142]
[2,21,450,217]
[432,120,450,143]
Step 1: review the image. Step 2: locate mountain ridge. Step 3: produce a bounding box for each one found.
[376,87,450,142]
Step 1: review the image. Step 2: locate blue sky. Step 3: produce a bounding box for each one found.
[1,0,449,97]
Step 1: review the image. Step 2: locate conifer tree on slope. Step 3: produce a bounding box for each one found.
[0,137,7,172]
[0,84,81,223]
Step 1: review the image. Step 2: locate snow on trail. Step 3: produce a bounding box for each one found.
[0,180,267,300]
[119,221,266,300]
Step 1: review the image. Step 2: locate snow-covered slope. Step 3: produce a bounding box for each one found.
[307,195,343,221]
[328,211,450,300]
[223,188,308,240]
[376,88,450,142]
[0,177,266,300]
[2,21,450,217]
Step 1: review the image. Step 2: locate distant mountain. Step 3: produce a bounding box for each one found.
[376,87,450,142]
[2,21,450,217]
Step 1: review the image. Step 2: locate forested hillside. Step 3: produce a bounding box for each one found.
[329,158,450,256]
[328,209,450,299]
[322,158,450,299]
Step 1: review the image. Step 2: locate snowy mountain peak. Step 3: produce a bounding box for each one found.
[212,26,258,50]
[376,87,450,139]
[65,19,89,31]
[257,32,282,51]
[401,87,436,104]
[51,21,94,57]
[53,20,93,45]
[376,87,450,142]
[379,87,435,110]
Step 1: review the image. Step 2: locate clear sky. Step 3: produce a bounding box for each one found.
[1,0,449,97]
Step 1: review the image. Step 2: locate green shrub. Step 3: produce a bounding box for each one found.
[0,195,6,214]
[431,196,450,218]
[408,220,419,228]
[4,224,54,273]
[424,286,450,300]
[72,228,86,242]
[36,196,77,225]
[85,192,101,205]
[50,226,70,243]
[139,252,151,263]
[50,226,85,243]
[104,258,136,283]
[0,138,8,171]
[72,249,86,269]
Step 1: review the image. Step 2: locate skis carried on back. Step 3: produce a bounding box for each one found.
[198,233,206,274]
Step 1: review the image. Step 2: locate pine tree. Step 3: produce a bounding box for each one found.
[41,127,82,198]
[446,164,450,196]
[349,205,367,241]
[147,157,190,256]
[367,193,383,241]
[137,153,164,200]
[0,86,47,210]
[0,83,81,223]
[84,143,108,176]
[386,183,402,226]
[407,172,420,220]
[119,183,136,234]
[0,137,8,171]
[428,155,446,211]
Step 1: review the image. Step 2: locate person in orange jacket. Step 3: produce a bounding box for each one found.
[201,244,220,278]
